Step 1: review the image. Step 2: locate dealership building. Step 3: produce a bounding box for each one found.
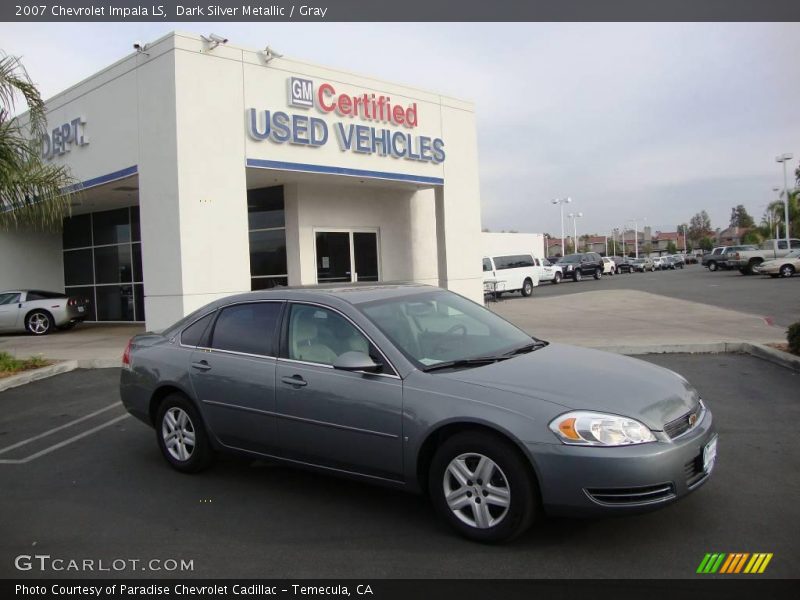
[0,32,483,330]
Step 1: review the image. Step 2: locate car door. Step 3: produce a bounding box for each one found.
[0,292,22,330]
[275,302,404,480]
[188,301,283,455]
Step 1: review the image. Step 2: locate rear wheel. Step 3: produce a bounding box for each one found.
[521,278,534,297]
[26,311,53,336]
[780,264,795,278]
[708,261,718,272]
[156,393,214,473]
[429,431,538,543]
[573,270,582,282]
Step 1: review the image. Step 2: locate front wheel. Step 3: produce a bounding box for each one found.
[521,278,534,297]
[156,394,214,473]
[26,311,54,336]
[552,272,561,284]
[708,262,718,272]
[429,432,538,543]
[594,268,602,280]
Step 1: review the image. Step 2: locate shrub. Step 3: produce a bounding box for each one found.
[788,322,800,356]
[0,351,49,375]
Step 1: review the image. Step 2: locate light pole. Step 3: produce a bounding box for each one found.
[551,197,572,256]
[568,212,583,252]
[682,225,687,254]
[776,153,793,247]
[628,217,646,259]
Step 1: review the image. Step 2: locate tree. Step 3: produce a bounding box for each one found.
[642,242,653,256]
[666,241,677,254]
[729,204,755,229]
[742,230,762,245]
[699,236,714,251]
[0,52,76,230]
[688,211,712,244]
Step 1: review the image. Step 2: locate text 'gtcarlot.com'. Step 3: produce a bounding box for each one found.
[13,554,193,573]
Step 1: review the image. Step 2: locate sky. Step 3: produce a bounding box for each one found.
[1,21,798,238]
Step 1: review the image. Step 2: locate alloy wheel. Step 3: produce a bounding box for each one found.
[161,407,196,462]
[780,265,794,278]
[443,453,511,529]
[27,312,50,335]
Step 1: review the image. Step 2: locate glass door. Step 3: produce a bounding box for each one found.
[315,230,380,283]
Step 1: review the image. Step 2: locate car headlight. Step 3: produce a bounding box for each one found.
[548,411,656,446]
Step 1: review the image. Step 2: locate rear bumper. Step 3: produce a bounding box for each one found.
[527,409,717,517]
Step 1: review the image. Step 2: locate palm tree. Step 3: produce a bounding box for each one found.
[0,52,77,230]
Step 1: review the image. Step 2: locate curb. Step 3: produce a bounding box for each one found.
[0,360,79,393]
[742,343,800,373]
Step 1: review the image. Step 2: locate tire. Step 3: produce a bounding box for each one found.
[738,268,748,275]
[521,278,533,297]
[594,268,602,280]
[573,270,582,282]
[746,260,762,276]
[780,264,795,278]
[156,393,214,473]
[26,310,54,336]
[708,261,718,272]
[552,272,561,284]
[429,431,538,543]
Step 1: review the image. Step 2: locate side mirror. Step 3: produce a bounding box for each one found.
[332,351,382,373]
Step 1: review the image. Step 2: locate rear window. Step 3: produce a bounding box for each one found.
[209,302,282,356]
[26,290,64,300]
[493,255,534,270]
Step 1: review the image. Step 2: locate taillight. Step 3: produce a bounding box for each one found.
[122,338,133,369]
[67,298,76,306]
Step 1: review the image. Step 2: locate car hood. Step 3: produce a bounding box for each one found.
[438,343,698,430]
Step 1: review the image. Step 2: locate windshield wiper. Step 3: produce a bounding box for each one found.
[423,356,510,372]
[503,340,549,356]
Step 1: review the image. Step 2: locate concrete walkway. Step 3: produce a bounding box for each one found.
[0,323,144,367]
[0,289,787,367]
[491,289,786,350]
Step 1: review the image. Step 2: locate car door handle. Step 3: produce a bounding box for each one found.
[191,360,212,371]
[281,375,308,387]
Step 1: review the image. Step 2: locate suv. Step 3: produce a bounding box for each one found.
[555,252,604,281]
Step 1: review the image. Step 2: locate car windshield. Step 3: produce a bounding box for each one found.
[358,289,536,369]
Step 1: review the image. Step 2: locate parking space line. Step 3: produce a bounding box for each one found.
[0,414,130,464]
[0,402,122,456]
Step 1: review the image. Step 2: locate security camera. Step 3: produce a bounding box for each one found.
[208,33,228,44]
[133,41,149,55]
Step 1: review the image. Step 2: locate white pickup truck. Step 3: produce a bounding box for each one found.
[533,257,564,284]
[729,238,800,275]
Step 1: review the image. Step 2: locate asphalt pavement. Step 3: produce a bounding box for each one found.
[1,356,798,579]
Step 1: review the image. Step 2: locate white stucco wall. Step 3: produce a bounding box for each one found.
[0,229,64,292]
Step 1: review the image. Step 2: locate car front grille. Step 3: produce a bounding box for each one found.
[685,454,708,488]
[664,402,703,439]
[585,483,676,506]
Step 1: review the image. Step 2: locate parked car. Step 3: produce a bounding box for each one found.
[601,257,616,275]
[121,284,717,542]
[702,246,757,272]
[661,256,676,270]
[652,257,666,270]
[728,239,800,275]
[482,255,540,297]
[753,249,800,278]
[701,247,725,271]
[669,255,686,269]
[533,257,563,284]
[615,258,635,274]
[630,258,655,272]
[683,254,698,265]
[555,252,604,281]
[0,290,91,335]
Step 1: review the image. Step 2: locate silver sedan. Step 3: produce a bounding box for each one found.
[0,290,91,335]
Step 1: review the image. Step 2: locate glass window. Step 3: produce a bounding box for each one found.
[494,255,534,270]
[63,214,92,249]
[288,304,371,365]
[360,289,532,368]
[94,245,133,284]
[64,249,94,286]
[791,240,800,249]
[64,286,96,321]
[26,291,63,300]
[92,208,131,246]
[0,292,21,305]
[134,284,144,322]
[130,207,141,242]
[132,243,143,282]
[210,302,282,356]
[248,186,285,230]
[95,285,135,321]
[251,276,288,290]
[181,312,215,347]
[482,258,493,272]
[249,230,287,276]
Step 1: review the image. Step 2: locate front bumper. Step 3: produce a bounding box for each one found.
[527,409,717,517]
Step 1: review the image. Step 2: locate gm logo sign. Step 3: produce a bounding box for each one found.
[289,77,314,108]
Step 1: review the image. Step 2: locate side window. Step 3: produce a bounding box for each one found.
[791,240,800,249]
[777,240,788,250]
[0,293,21,306]
[210,302,282,356]
[482,258,493,272]
[288,304,371,366]
[180,312,216,347]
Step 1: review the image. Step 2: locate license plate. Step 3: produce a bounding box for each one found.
[77,306,85,313]
[703,436,718,473]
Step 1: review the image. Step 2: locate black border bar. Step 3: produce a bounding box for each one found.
[3,0,800,22]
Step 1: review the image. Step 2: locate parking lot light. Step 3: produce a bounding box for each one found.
[552,197,572,256]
